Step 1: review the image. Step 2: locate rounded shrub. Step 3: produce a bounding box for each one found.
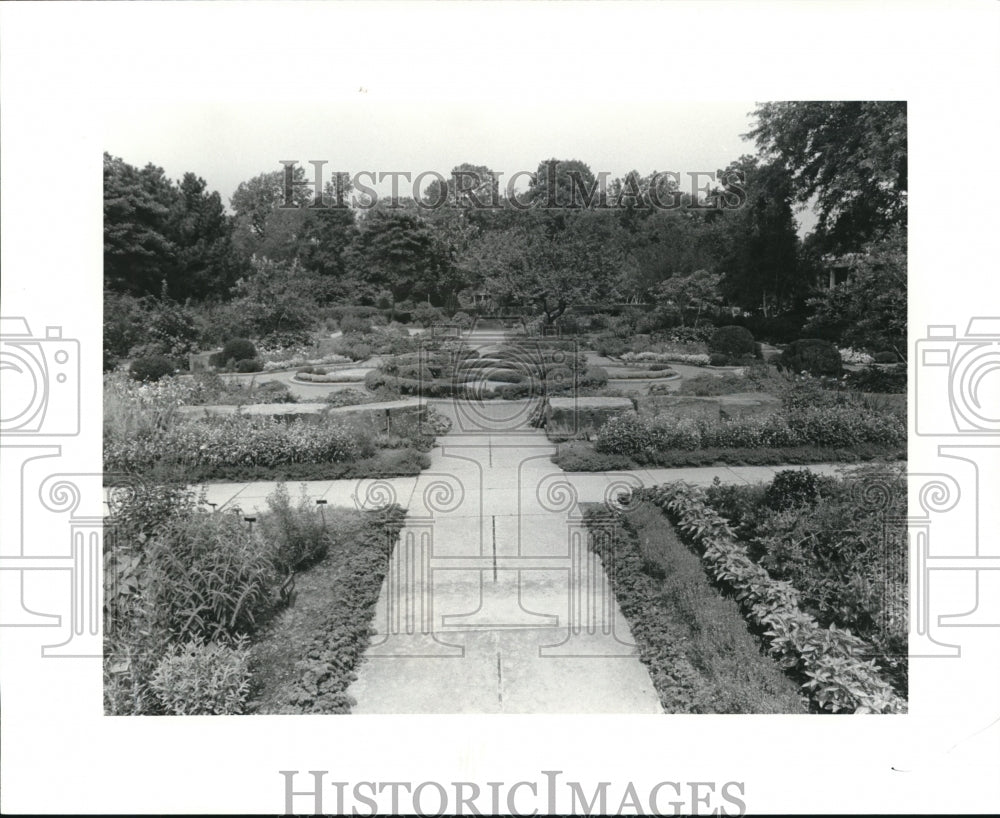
[129,355,176,382]
[874,351,898,364]
[219,338,258,363]
[709,325,756,360]
[764,469,819,510]
[709,353,729,366]
[778,338,843,377]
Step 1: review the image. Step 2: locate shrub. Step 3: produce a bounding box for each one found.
[330,337,373,361]
[778,339,843,377]
[129,355,177,382]
[621,351,710,367]
[845,364,906,394]
[339,315,373,334]
[259,483,332,573]
[648,482,906,714]
[594,334,627,357]
[150,638,252,715]
[874,351,898,364]
[665,325,715,344]
[411,303,445,327]
[708,353,729,366]
[709,325,756,359]
[105,415,375,473]
[216,338,258,364]
[763,469,819,510]
[233,357,264,373]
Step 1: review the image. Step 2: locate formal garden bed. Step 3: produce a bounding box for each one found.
[104,482,405,715]
[584,503,807,713]
[549,365,906,469]
[635,469,907,713]
[103,371,446,484]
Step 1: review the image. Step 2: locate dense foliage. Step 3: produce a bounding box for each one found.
[647,479,906,713]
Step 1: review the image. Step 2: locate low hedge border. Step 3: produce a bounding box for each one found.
[645,481,906,714]
[293,371,367,384]
[258,506,407,713]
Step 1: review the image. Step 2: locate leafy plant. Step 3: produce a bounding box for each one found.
[648,480,906,713]
[151,637,252,715]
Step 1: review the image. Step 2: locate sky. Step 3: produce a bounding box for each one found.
[103,99,819,236]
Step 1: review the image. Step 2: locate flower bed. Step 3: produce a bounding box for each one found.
[703,468,908,693]
[105,414,375,473]
[621,351,710,367]
[104,482,405,715]
[594,404,905,457]
[294,369,367,383]
[645,481,906,714]
[585,504,806,713]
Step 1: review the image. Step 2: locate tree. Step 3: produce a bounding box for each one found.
[348,210,459,313]
[653,270,723,326]
[104,154,241,299]
[104,153,179,295]
[463,209,628,326]
[804,225,907,356]
[748,101,907,253]
[169,172,241,300]
[230,168,311,261]
[715,156,803,314]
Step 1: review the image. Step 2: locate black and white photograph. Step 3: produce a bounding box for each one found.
[2,1,999,814]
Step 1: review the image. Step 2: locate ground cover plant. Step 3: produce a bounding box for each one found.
[247,504,406,713]
[585,504,807,713]
[645,479,906,714]
[104,482,405,715]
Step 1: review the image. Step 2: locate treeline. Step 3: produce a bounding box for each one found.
[104,101,907,354]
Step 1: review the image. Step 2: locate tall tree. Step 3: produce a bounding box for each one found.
[169,172,241,299]
[716,156,803,314]
[230,168,311,261]
[748,101,907,253]
[348,209,459,312]
[104,153,179,295]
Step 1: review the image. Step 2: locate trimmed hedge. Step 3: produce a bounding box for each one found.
[646,482,906,714]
